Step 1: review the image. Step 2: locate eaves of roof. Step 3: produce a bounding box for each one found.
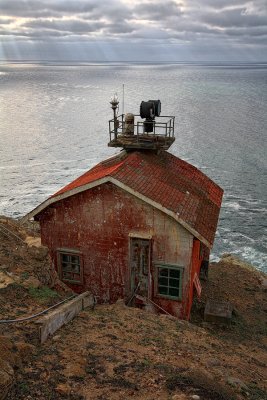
[22,150,223,248]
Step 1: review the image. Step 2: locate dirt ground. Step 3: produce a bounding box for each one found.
[0,217,266,400]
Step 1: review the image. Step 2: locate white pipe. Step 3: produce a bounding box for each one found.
[122,83,125,115]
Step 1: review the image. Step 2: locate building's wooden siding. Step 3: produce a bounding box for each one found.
[38,182,193,318]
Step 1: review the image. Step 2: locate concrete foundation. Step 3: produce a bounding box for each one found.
[204,300,233,324]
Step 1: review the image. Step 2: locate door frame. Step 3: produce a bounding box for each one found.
[128,234,153,300]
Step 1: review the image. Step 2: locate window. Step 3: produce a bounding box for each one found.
[58,250,83,284]
[156,264,183,300]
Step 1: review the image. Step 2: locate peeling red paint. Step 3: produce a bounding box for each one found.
[34,150,223,320]
[47,150,223,248]
[38,182,194,318]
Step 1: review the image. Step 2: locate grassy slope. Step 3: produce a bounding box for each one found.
[0,218,266,400]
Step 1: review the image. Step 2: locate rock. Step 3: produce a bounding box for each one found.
[24,236,41,247]
[115,298,127,308]
[221,253,232,259]
[227,377,248,391]
[206,357,221,367]
[29,246,48,261]
[15,342,36,360]
[261,278,267,291]
[22,276,41,288]
[171,395,188,400]
[0,358,14,400]
[191,396,201,400]
[52,335,61,341]
[0,271,14,289]
[55,383,72,396]
[0,336,20,368]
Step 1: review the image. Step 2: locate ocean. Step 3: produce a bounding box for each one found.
[0,62,266,272]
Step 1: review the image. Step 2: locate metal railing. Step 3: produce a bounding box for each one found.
[109,114,175,143]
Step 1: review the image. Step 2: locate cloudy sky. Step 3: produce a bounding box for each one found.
[0,0,266,62]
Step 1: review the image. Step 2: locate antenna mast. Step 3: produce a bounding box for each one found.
[122,84,125,116]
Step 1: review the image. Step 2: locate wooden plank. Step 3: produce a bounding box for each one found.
[36,292,94,344]
[82,293,95,309]
[193,273,202,299]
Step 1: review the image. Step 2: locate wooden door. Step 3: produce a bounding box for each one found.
[130,238,151,298]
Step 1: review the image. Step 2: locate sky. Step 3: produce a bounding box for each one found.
[0,0,266,62]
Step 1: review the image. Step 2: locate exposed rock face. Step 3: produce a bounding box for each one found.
[0,217,69,399]
[27,245,58,287]
[1,217,267,400]
[21,276,41,289]
[0,216,69,291]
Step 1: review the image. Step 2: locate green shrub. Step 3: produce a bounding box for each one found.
[28,286,59,303]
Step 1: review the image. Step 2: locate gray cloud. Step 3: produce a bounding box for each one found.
[0,0,266,61]
[0,0,57,18]
[0,18,14,25]
[201,7,267,28]
[104,21,136,35]
[82,1,131,22]
[0,0,128,20]
[0,29,66,38]
[188,0,249,9]
[133,1,183,21]
[23,19,103,34]
[0,0,98,17]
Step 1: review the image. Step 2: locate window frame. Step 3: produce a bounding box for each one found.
[155,263,183,301]
[57,249,83,285]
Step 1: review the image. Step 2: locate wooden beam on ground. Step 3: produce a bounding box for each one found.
[36,292,94,344]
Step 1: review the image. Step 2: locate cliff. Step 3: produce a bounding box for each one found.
[0,217,266,400]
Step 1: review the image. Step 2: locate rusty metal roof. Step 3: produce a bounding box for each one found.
[25,150,223,248]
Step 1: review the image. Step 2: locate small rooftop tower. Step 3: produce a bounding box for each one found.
[108,98,175,151]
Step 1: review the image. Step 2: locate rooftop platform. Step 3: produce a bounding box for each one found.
[108,114,175,151]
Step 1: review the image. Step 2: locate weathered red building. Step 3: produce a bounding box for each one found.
[24,147,223,319]
[24,99,223,319]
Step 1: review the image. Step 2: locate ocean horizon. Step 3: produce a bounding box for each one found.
[1,60,267,66]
